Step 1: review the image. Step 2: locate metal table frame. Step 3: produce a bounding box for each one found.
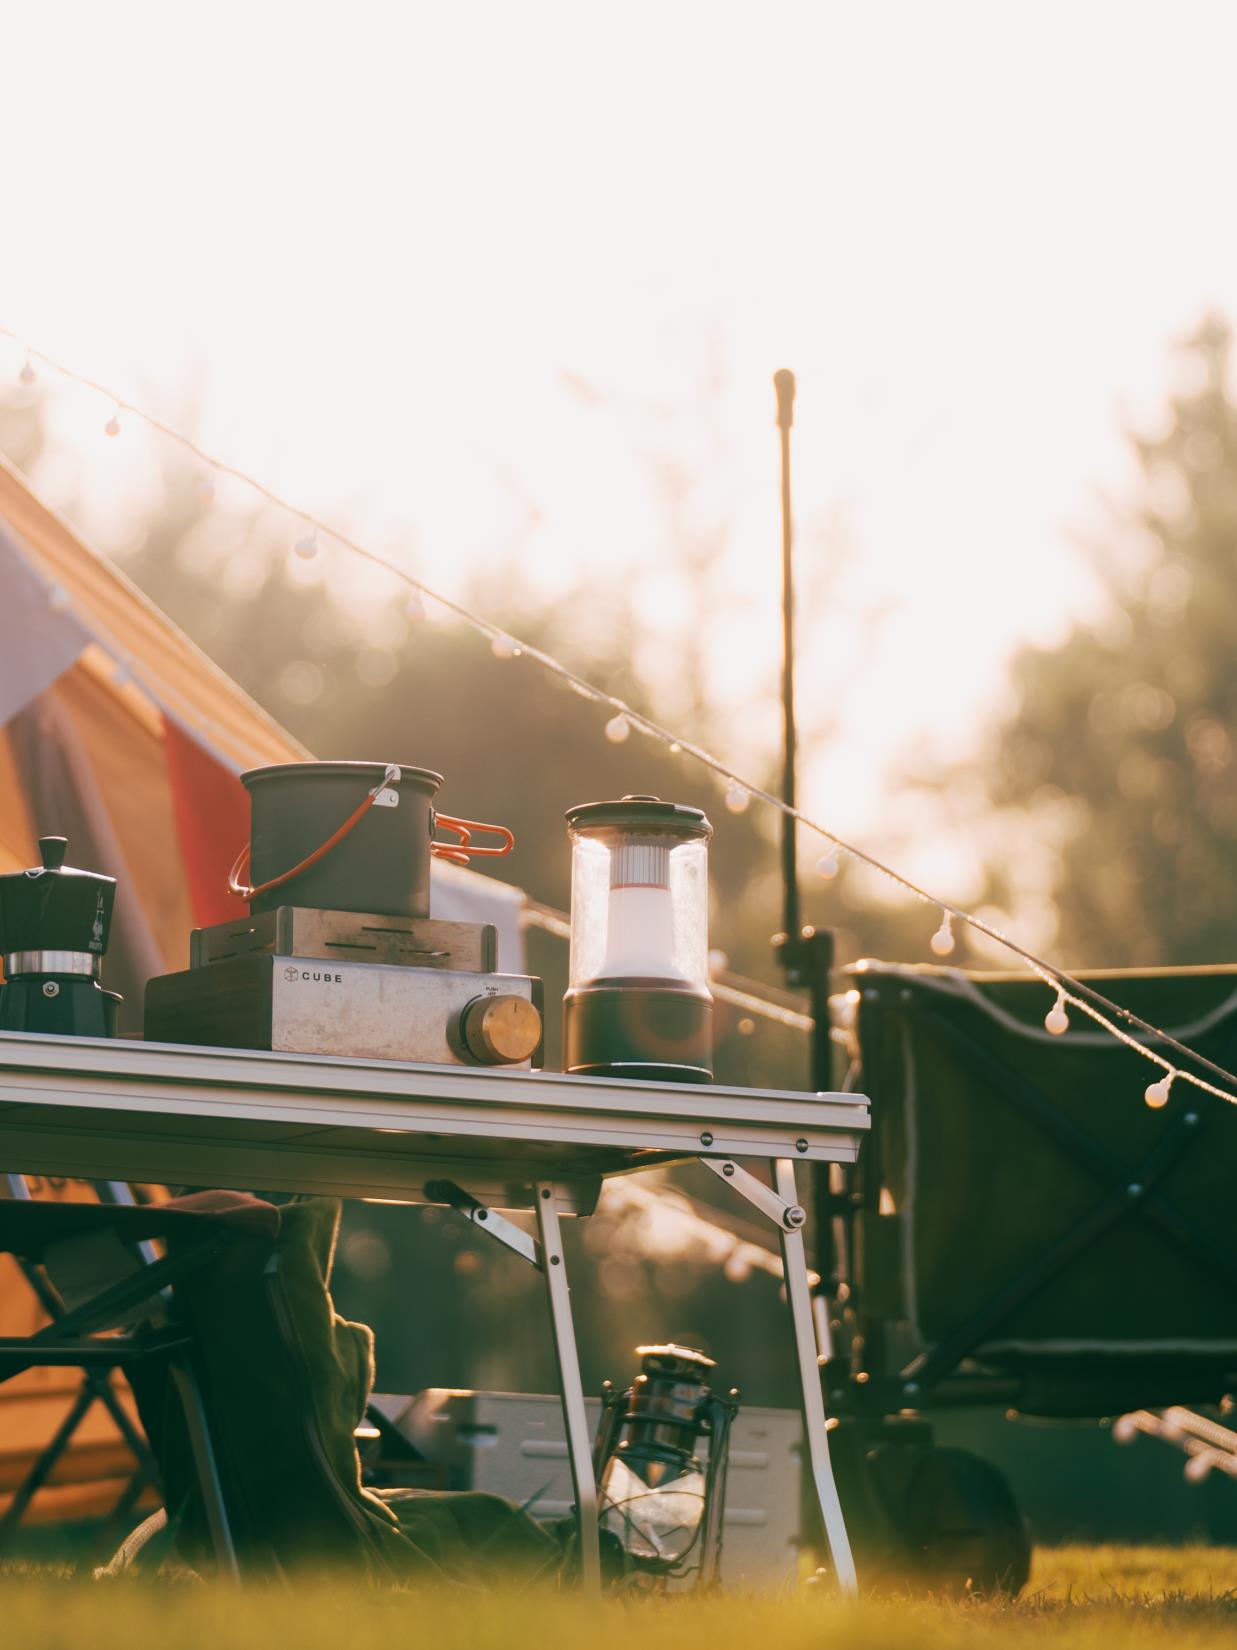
[0,1030,869,1590]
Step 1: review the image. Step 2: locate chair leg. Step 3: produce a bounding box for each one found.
[0,1382,96,1544]
[168,1357,240,1580]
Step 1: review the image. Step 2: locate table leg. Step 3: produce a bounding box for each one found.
[534,1182,601,1591]
[773,1157,858,1593]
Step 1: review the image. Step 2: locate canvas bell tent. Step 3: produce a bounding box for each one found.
[0,453,527,1025]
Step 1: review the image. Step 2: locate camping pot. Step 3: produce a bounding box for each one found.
[234,762,514,918]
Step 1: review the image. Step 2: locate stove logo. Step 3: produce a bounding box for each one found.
[283,965,343,984]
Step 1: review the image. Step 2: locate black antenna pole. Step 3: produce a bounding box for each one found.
[774,368,800,950]
[771,373,839,1331]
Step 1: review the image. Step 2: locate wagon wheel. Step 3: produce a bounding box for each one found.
[898,1445,1031,1597]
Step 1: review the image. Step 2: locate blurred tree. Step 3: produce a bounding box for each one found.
[0,377,917,1402]
[974,315,1237,968]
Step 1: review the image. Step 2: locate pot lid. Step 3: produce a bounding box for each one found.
[241,761,444,790]
[565,795,712,839]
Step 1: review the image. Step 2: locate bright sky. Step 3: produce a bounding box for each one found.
[4,1,1237,893]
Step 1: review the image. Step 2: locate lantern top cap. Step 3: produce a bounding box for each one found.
[565,796,712,839]
[635,1343,717,1369]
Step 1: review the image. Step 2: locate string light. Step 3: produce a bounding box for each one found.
[725,781,750,813]
[816,848,840,880]
[18,356,35,386]
[491,633,521,659]
[5,321,1237,1116]
[293,532,318,561]
[929,911,956,957]
[1044,991,1070,1036]
[1145,1072,1175,1109]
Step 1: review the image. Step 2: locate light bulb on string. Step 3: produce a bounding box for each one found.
[18,356,35,386]
[668,741,682,755]
[104,410,122,439]
[816,848,840,880]
[930,911,956,957]
[293,531,319,561]
[605,712,631,744]
[491,633,521,660]
[725,781,750,814]
[1045,991,1070,1036]
[1145,1072,1175,1109]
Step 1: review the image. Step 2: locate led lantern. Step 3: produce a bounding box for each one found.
[563,796,713,1082]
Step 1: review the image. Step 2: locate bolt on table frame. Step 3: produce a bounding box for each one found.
[0,1030,869,1591]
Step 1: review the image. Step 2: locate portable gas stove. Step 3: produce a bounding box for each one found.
[145,905,543,1068]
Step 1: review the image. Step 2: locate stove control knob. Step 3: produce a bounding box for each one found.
[459,994,542,1065]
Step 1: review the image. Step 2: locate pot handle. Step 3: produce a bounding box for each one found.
[227,763,402,902]
[431,814,516,867]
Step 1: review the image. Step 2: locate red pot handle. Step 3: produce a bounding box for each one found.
[431,814,516,867]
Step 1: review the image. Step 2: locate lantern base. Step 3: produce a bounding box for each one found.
[563,983,713,1083]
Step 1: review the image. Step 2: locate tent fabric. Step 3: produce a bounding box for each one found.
[161,714,253,930]
[0,456,300,775]
[7,680,166,1016]
[0,516,92,726]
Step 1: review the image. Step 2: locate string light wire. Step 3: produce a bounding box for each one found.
[5,323,1236,1109]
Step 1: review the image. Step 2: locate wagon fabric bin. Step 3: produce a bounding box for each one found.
[838,961,1237,1417]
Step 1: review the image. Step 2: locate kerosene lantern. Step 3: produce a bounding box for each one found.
[0,837,120,1037]
[593,1344,738,1586]
[562,796,713,1082]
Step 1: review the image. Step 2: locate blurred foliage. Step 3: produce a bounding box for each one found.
[6,376,886,1399]
[973,316,1237,968]
[9,390,863,1400]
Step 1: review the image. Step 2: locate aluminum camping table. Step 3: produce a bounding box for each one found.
[0,1029,870,1590]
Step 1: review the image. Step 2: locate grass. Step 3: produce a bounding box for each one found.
[4,1547,1237,1648]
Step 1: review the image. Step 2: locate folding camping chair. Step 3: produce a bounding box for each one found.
[0,1190,281,1577]
[0,1173,168,1550]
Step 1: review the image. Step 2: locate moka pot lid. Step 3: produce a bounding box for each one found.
[0,837,116,958]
